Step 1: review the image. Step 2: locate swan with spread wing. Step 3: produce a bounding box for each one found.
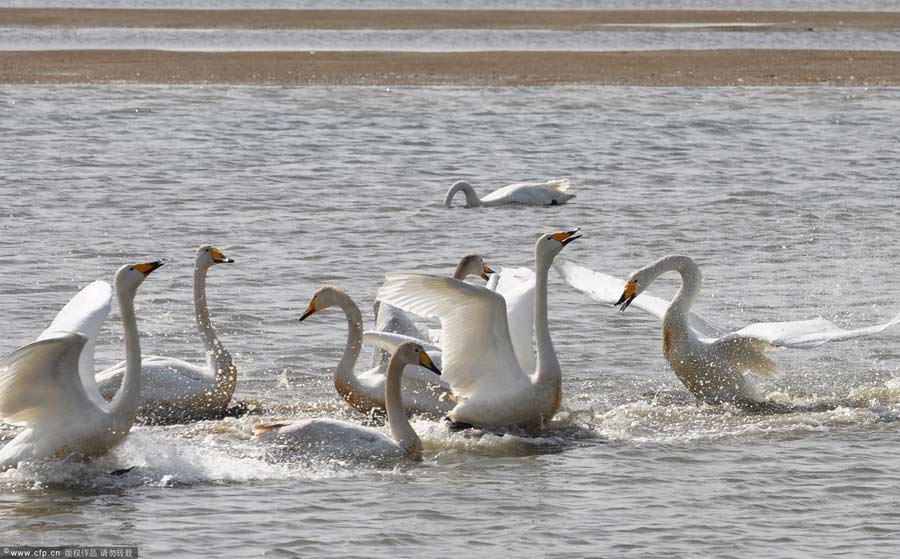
[375,229,580,431]
[556,255,900,406]
[0,260,164,469]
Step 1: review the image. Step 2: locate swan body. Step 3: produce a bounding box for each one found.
[95,245,236,423]
[376,229,580,431]
[254,342,440,461]
[372,254,493,368]
[0,260,164,469]
[556,256,900,406]
[299,286,453,418]
[443,179,573,208]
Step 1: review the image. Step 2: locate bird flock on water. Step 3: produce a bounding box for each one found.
[2,179,898,469]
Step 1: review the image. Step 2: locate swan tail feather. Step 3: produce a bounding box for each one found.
[542,179,571,192]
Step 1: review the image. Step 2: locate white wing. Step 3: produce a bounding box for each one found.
[720,311,900,349]
[489,267,536,373]
[0,332,97,426]
[377,274,530,400]
[37,280,112,409]
[555,259,725,338]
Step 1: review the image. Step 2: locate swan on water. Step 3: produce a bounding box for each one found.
[0,260,164,469]
[95,245,237,423]
[298,286,454,418]
[556,255,900,407]
[375,229,580,431]
[254,342,441,461]
[443,179,574,208]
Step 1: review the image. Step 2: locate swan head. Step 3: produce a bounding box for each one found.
[616,265,661,312]
[197,245,235,267]
[395,341,441,376]
[455,254,494,281]
[298,286,344,322]
[115,259,166,293]
[536,229,581,260]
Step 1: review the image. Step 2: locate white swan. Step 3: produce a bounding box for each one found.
[443,179,574,208]
[556,255,900,407]
[298,286,454,418]
[0,261,164,469]
[372,254,494,368]
[95,245,237,423]
[254,341,441,461]
[375,229,580,431]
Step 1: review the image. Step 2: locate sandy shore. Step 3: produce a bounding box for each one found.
[3,8,900,32]
[2,50,897,87]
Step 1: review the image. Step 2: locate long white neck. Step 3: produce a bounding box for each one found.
[108,285,142,425]
[451,259,473,280]
[647,255,702,323]
[444,181,482,208]
[384,354,421,459]
[331,290,367,398]
[532,247,562,415]
[194,262,236,395]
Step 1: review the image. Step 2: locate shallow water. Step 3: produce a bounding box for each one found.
[1,85,900,557]
[5,27,900,52]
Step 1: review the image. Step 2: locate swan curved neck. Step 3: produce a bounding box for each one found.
[331,291,366,398]
[649,255,702,319]
[444,181,482,208]
[532,248,562,416]
[451,259,472,280]
[108,286,141,425]
[194,262,236,394]
[384,356,421,459]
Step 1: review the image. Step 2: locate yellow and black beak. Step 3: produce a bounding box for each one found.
[298,297,317,322]
[614,281,637,312]
[133,259,166,276]
[210,248,235,264]
[481,263,495,281]
[418,350,441,376]
[550,228,581,246]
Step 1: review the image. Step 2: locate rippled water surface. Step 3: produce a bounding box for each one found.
[5,27,900,52]
[1,86,900,557]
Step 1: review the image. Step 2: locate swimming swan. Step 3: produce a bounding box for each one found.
[372,254,494,368]
[254,342,441,461]
[95,245,237,423]
[556,255,900,406]
[443,179,574,208]
[0,261,164,469]
[375,229,580,431]
[299,286,454,418]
